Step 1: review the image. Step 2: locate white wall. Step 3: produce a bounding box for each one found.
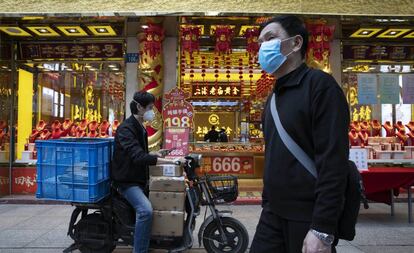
[330,39,342,86]
[163,36,178,94]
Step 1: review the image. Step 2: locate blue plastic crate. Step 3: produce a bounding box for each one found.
[35,138,114,203]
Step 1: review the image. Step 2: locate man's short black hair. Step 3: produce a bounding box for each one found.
[211,125,216,130]
[130,91,155,115]
[261,15,308,59]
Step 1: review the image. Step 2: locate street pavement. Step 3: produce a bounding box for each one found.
[0,203,413,253]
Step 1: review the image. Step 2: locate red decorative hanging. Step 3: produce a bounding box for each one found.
[243,27,260,57]
[306,22,335,62]
[214,56,220,96]
[212,26,234,55]
[201,56,206,84]
[141,23,165,59]
[180,26,201,56]
[226,56,231,84]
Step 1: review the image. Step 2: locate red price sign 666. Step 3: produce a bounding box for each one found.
[210,156,254,175]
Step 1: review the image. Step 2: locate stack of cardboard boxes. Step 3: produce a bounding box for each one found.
[149,164,186,237]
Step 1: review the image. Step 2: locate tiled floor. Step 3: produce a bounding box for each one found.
[0,203,413,252]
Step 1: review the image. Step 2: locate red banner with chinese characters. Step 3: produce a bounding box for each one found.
[200,156,254,175]
[12,167,37,194]
[162,87,194,128]
[192,84,241,98]
[164,127,190,157]
[19,42,124,60]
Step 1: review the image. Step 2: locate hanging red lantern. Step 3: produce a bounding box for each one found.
[212,25,234,55]
[243,27,260,57]
[180,26,201,56]
[141,23,165,59]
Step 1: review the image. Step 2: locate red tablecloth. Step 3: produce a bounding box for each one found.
[361,167,414,205]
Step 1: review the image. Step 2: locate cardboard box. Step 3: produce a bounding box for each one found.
[149,176,186,192]
[151,211,184,237]
[149,165,183,177]
[150,191,186,211]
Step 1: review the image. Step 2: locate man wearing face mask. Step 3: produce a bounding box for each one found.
[112,91,184,253]
[250,16,349,253]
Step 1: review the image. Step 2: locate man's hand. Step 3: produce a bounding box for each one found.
[302,231,331,253]
[150,151,163,158]
[173,157,187,165]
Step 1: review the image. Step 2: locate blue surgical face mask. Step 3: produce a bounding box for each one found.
[258,38,294,74]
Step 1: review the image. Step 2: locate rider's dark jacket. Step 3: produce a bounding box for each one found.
[111,115,158,188]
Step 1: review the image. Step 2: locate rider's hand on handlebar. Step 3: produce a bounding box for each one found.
[150,151,164,158]
[173,157,186,166]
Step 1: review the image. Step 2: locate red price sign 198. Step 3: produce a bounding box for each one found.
[165,116,191,128]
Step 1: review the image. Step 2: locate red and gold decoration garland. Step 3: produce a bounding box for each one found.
[212,25,234,55]
[243,27,260,58]
[180,26,201,56]
[141,23,165,60]
[306,19,335,73]
[138,20,165,149]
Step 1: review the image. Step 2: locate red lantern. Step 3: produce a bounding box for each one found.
[141,23,164,59]
[180,26,201,55]
[212,26,234,55]
[243,28,260,57]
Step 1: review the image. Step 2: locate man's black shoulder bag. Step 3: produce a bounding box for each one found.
[270,93,368,241]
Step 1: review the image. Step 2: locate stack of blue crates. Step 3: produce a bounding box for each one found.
[36,138,114,203]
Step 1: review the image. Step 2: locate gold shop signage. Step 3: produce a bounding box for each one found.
[192,84,241,98]
[19,42,124,60]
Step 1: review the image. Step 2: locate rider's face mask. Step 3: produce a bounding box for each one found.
[135,100,155,122]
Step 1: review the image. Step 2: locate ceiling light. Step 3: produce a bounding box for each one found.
[108,64,117,68]
[87,25,117,36]
[112,68,120,71]
[390,19,408,22]
[350,28,382,38]
[0,26,32,36]
[1,66,8,69]
[377,29,411,38]
[26,26,60,36]
[56,26,88,36]
[141,25,149,29]
[375,19,389,22]
[89,68,97,71]
[66,68,73,71]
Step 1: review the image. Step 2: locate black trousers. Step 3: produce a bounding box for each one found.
[250,205,337,253]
